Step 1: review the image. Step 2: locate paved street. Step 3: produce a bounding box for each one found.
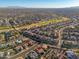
[7,43,38,59]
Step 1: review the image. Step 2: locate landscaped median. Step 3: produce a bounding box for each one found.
[0,26,12,30]
[21,18,69,29]
[0,18,69,32]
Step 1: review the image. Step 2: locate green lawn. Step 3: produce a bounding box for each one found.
[0,26,11,30]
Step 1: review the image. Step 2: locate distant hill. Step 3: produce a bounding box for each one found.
[53,6,79,16]
[0,6,79,17]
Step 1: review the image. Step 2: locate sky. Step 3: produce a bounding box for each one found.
[0,0,79,8]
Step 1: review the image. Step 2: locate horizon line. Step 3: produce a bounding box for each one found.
[0,5,79,9]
